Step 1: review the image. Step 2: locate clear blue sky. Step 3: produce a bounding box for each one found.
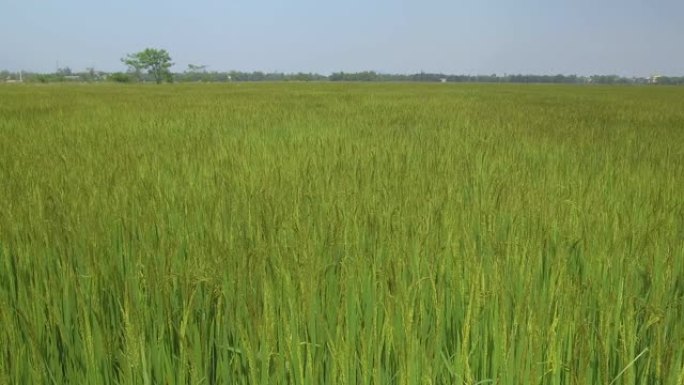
[1,0,682,76]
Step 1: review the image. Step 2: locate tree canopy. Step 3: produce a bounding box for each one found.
[122,48,173,84]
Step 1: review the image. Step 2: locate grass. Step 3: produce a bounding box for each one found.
[0,82,683,384]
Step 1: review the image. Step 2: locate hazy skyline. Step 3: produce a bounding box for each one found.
[1,0,683,76]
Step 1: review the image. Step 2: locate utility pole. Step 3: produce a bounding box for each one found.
[19,70,23,82]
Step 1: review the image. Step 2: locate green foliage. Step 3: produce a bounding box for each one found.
[109,72,132,83]
[35,74,50,83]
[122,48,174,84]
[0,83,683,384]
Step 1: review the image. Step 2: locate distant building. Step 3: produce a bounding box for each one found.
[4,71,23,83]
[440,78,447,83]
[649,75,662,84]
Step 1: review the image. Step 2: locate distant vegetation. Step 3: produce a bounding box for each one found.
[1,83,682,384]
[4,48,683,85]
[2,68,684,85]
[121,48,174,84]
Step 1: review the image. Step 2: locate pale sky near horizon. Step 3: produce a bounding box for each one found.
[1,0,682,76]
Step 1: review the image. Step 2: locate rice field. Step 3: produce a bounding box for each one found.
[0,83,683,384]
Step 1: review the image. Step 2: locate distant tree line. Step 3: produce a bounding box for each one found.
[3,68,684,85]
[4,49,683,85]
[327,71,684,85]
[175,69,328,82]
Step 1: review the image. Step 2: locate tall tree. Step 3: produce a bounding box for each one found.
[122,48,174,84]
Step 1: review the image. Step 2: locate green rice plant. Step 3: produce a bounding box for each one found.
[0,82,683,384]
